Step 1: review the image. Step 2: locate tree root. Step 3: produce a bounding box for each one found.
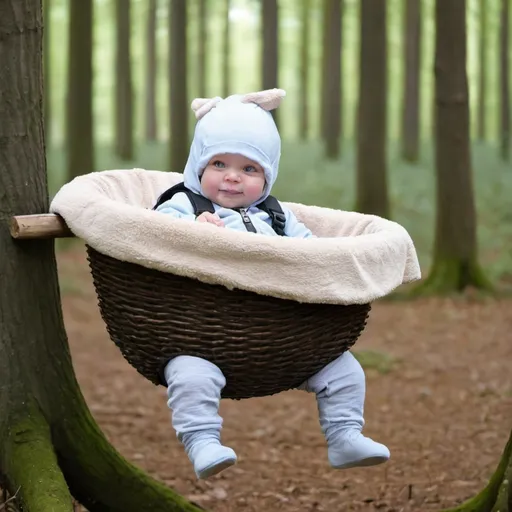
[51,398,203,512]
[442,429,512,512]
[2,405,73,512]
[409,257,493,296]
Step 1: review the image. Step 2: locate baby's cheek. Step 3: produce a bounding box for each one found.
[246,182,265,199]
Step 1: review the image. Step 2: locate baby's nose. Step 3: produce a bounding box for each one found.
[225,170,241,181]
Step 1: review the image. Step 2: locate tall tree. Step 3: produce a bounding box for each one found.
[145,0,158,142]
[261,0,279,125]
[43,0,51,144]
[499,0,510,161]
[400,0,421,162]
[0,2,201,510]
[298,0,310,140]
[66,0,95,179]
[320,0,329,141]
[198,0,207,98]
[355,0,389,218]
[115,0,134,161]
[324,0,343,159]
[477,0,487,141]
[416,0,490,294]
[222,0,231,97]
[169,0,189,171]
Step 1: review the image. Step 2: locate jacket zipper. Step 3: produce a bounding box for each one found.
[239,208,257,233]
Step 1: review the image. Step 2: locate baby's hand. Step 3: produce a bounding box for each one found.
[196,212,225,227]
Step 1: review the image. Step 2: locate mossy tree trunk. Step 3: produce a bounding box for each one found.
[400,0,421,163]
[115,0,135,161]
[145,0,158,142]
[261,0,279,126]
[499,0,510,161]
[414,0,491,295]
[355,0,390,218]
[324,0,343,160]
[442,429,511,512]
[298,0,310,141]
[477,0,487,142]
[169,0,189,172]
[66,0,95,179]
[0,3,202,511]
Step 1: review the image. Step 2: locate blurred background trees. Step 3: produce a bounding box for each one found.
[42,0,511,292]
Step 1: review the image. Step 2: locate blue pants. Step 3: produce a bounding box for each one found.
[164,351,366,445]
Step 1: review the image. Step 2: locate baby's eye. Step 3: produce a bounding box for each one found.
[244,165,257,173]
[213,160,226,168]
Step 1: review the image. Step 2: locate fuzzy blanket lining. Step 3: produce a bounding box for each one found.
[50,169,421,304]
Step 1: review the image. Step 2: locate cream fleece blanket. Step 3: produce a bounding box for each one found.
[50,168,421,305]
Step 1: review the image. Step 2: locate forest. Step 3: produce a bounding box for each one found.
[0,0,511,511]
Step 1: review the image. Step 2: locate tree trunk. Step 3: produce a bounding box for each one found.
[222,0,230,97]
[0,3,203,510]
[355,0,389,218]
[66,0,94,179]
[400,0,421,162]
[477,0,487,141]
[261,0,279,126]
[43,0,51,145]
[320,0,329,141]
[115,0,134,161]
[499,0,510,161]
[442,429,512,511]
[169,0,189,171]
[324,0,343,159]
[198,0,207,98]
[145,0,158,142]
[298,0,310,140]
[414,0,490,294]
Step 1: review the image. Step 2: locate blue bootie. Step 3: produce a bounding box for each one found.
[182,431,237,479]
[328,430,390,469]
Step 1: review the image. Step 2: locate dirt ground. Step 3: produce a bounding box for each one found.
[56,246,511,511]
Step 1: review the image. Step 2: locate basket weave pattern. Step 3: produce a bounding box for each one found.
[86,246,371,399]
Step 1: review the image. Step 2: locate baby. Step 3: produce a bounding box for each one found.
[156,89,390,479]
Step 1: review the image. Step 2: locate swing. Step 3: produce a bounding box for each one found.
[10,168,421,400]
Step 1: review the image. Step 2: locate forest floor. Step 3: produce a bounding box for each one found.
[9,244,512,512]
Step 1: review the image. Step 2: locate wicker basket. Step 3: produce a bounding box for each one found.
[86,246,371,400]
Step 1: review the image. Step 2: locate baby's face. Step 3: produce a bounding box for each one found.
[200,153,266,209]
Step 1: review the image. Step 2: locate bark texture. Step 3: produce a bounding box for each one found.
[0,3,202,510]
[414,0,491,294]
[169,0,189,172]
[66,0,94,178]
[355,0,389,218]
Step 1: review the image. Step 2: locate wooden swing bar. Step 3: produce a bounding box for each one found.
[9,214,74,240]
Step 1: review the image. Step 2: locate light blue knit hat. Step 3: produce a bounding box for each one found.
[183,89,286,205]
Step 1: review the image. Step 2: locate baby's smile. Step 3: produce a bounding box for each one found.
[219,188,243,195]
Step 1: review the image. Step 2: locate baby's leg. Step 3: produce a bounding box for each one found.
[301,351,390,469]
[164,355,236,479]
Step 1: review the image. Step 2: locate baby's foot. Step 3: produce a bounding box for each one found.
[328,430,390,470]
[192,444,237,479]
[182,432,237,479]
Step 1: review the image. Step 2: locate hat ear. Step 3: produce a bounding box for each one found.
[191,96,222,120]
[241,88,286,111]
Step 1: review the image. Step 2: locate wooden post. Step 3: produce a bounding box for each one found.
[10,214,74,240]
